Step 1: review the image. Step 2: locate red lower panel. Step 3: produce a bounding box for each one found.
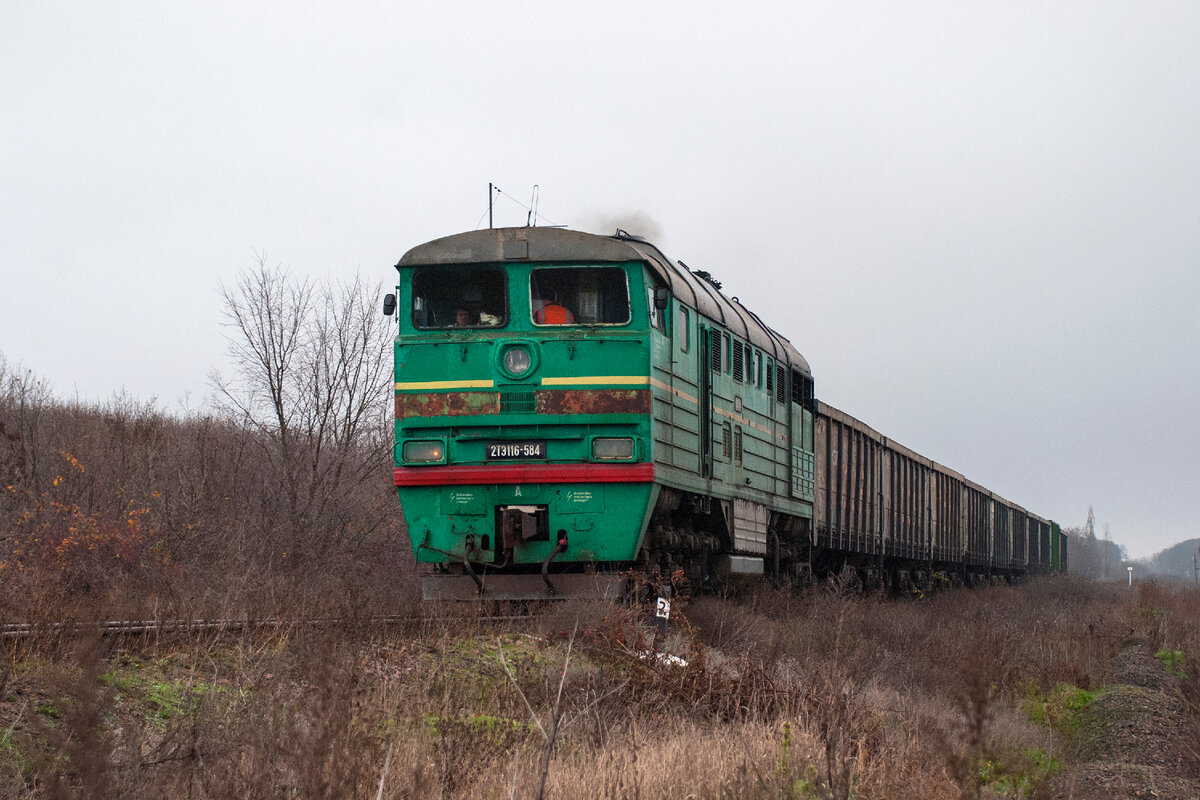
[394,463,655,486]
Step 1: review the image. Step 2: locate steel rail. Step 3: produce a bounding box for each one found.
[1,613,532,641]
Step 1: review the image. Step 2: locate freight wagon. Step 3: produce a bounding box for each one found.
[385,227,1065,598]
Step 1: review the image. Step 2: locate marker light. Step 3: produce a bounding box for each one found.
[403,440,445,463]
[503,347,532,375]
[592,437,635,460]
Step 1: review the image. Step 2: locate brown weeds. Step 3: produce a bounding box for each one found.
[2,577,1179,798]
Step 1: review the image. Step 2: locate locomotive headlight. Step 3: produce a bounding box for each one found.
[496,340,539,379]
[402,440,445,464]
[592,437,635,460]
[503,346,531,375]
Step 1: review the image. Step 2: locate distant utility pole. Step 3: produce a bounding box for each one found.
[1102,523,1112,581]
[1195,548,1199,584]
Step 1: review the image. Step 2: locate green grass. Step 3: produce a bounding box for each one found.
[0,725,32,783]
[424,712,538,748]
[100,657,227,723]
[35,700,61,719]
[1023,683,1099,732]
[975,748,1060,798]
[1155,649,1187,678]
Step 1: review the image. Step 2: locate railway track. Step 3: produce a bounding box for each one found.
[0,613,533,642]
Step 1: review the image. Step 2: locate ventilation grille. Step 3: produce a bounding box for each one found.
[500,391,536,414]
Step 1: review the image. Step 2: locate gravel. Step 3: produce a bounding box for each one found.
[1051,647,1200,800]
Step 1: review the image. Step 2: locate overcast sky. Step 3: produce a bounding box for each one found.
[3,3,1197,559]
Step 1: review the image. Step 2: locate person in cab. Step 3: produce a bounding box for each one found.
[533,297,574,324]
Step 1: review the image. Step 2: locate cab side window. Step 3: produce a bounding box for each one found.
[531,267,629,325]
[412,267,507,329]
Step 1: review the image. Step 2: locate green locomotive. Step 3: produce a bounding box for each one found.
[387,227,1065,598]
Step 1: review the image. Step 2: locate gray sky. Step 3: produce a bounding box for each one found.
[3,2,1197,559]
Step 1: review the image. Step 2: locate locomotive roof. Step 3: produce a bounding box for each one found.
[397,227,811,377]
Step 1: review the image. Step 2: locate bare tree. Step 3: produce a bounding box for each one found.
[0,353,54,490]
[211,258,394,562]
[212,261,312,522]
[1064,510,1126,581]
[298,274,394,542]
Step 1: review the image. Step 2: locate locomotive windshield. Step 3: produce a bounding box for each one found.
[530,267,630,326]
[411,267,507,329]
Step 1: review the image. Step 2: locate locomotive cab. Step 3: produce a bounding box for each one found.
[391,228,662,598]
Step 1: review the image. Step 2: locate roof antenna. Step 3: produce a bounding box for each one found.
[527,185,540,227]
[488,182,494,229]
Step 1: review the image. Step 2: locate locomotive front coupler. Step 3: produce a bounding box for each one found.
[461,535,482,591]
[418,533,487,593]
[541,531,568,596]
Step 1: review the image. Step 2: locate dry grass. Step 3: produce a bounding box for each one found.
[5,575,1189,799]
[5,365,1192,797]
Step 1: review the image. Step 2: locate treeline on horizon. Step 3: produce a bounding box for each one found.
[1064,523,1197,583]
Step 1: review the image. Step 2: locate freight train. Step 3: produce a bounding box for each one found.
[385,227,1066,599]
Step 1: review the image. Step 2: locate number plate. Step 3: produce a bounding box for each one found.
[485,441,547,460]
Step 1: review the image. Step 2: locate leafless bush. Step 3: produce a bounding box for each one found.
[3,577,1185,799]
[1,267,411,620]
[18,635,114,799]
[210,259,394,571]
[1130,581,1200,780]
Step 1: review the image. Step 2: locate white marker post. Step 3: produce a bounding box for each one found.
[653,584,671,653]
[1127,565,1133,587]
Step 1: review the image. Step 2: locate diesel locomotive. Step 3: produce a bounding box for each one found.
[385,227,1066,599]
